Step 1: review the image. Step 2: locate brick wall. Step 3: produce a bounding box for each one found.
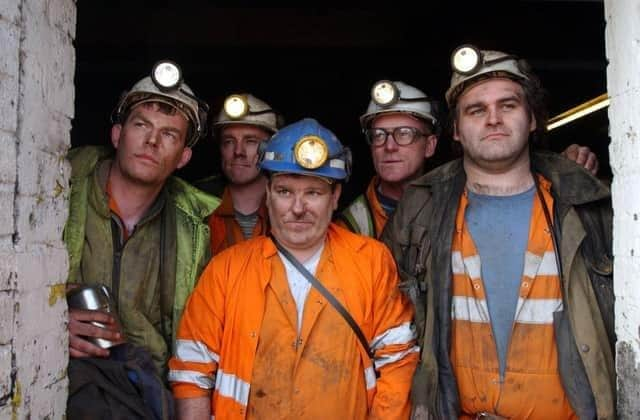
[0,0,76,418]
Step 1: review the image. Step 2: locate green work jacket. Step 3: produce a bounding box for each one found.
[64,146,220,373]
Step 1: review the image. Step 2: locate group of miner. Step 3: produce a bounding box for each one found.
[64,45,613,420]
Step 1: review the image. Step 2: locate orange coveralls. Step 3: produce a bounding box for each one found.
[169,224,418,419]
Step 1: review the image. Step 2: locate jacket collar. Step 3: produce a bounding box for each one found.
[410,150,610,206]
[72,146,219,221]
[214,187,268,220]
[531,150,610,205]
[166,176,220,221]
[215,187,235,216]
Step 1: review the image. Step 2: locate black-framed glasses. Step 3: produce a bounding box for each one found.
[364,126,428,147]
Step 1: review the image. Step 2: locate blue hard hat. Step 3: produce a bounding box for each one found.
[259,118,351,181]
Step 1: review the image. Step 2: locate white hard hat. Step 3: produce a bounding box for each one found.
[213,93,282,134]
[360,80,437,129]
[112,61,208,147]
[445,45,531,106]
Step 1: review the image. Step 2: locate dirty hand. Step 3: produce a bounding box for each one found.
[561,144,599,176]
[68,308,122,358]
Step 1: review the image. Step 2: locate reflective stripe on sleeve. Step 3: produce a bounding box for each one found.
[215,369,251,407]
[175,339,220,364]
[370,322,416,351]
[168,369,215,389]
[374,346,420,370]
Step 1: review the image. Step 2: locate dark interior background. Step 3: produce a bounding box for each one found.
[72,0,609,209]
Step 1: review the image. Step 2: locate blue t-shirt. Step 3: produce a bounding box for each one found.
[465,186,535,379]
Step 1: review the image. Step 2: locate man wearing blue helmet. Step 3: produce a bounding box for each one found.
[169,118,419,419]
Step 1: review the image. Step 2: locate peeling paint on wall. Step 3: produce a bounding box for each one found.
[48,284,66,307]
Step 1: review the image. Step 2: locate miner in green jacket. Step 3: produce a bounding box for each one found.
[64,62,220,377]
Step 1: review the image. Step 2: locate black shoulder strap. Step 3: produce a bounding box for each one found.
[270,235,377,366]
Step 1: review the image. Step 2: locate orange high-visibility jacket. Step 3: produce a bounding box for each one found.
[451,179,575,419]
[208,187,269,256]
[169,224,418,419]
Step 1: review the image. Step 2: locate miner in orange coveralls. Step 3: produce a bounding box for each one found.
[195,93,283,255]
[169,118,419,419]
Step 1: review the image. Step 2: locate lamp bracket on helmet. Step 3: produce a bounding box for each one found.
[371,80,432,108]
[150,60,210,119]
[451,44,520,76]
[223,93,280,120]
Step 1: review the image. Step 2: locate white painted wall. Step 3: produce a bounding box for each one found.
[605,0,640,417]
[0,0,75,418]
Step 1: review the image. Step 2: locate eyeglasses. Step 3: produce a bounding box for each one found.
[364,126,428,147]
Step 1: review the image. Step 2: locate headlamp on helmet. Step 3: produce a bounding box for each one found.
[111,60,209,147]
[451,44,519,76]
[451,45,482,75]
[371,80,400,107]
[223,94,250,119]
[446,44,531,106]
[151,60,182,91]
[369,80,430,109]
[214,93,283,134]
[294,136,329,169]
[360,81,438,130]
[259,118,351,181]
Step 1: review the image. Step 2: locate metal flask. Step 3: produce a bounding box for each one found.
[66,284,120,349]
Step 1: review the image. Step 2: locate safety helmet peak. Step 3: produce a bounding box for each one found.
[214,93,282,134]
[259,118,351,181]
[111,60,208,147]
[360,80,437,130]
[446,44,531,106]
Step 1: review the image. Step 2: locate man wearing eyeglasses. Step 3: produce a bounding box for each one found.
[338,80,599,239]
[338,81,438,238]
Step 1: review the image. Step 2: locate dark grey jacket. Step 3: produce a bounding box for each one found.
[381,151,615,419]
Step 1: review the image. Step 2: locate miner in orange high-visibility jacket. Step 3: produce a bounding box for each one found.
[194,93,282,256]
[169,118,419,419]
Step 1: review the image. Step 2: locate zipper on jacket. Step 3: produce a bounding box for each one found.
[111,217,125,308]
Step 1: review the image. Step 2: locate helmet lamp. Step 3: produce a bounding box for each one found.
[451,45,482,75]
[151,60,182,91]
[224,94,249,119]
[371,80,399,107]
[294,135,329,169]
